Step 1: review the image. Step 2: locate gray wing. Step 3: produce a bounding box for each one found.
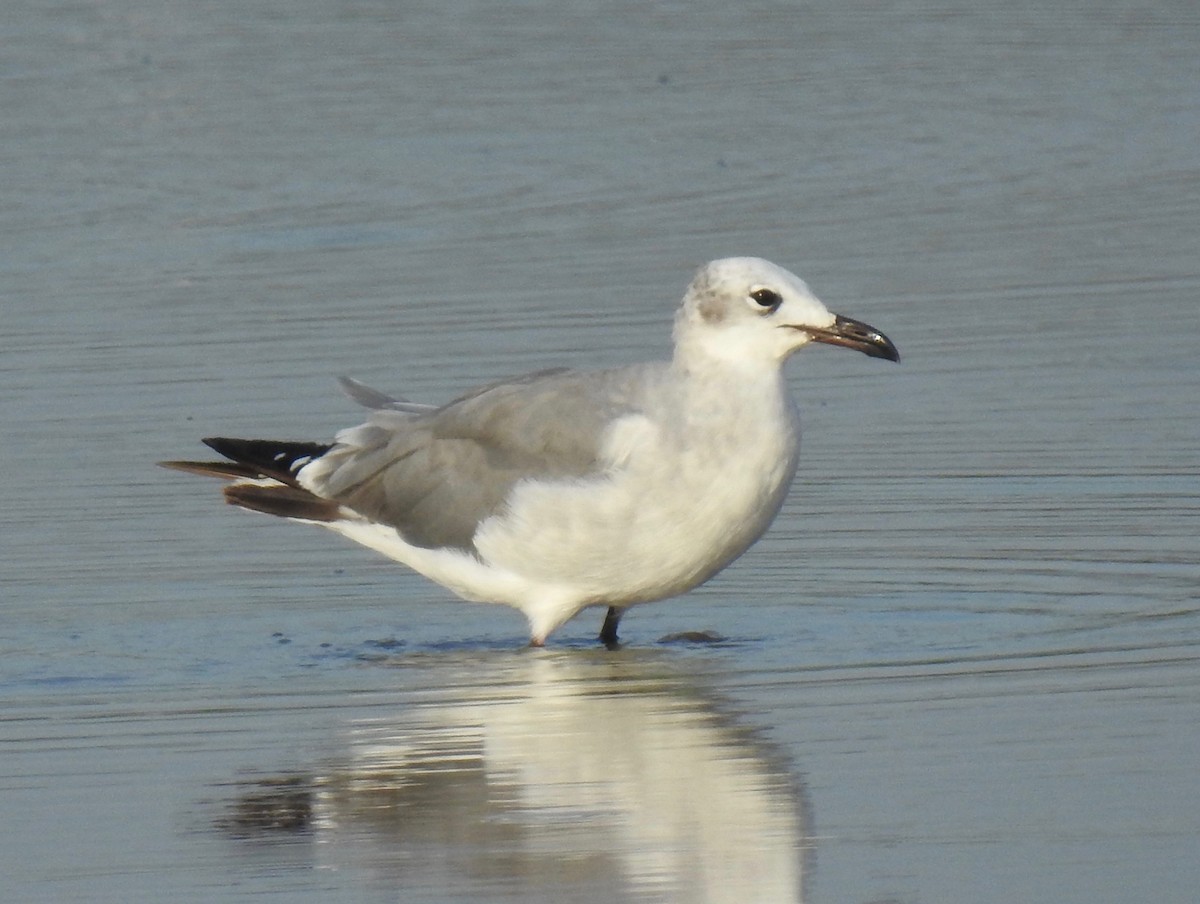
[337,376,437,414]
[306,366,658,552]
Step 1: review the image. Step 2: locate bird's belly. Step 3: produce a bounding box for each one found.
[473,435,798,604]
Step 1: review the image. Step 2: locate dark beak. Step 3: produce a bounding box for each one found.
[804,314,900,363]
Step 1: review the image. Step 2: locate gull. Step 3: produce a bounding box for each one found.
[161,257,898,646]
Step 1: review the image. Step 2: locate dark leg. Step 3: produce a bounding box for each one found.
[599,606,623,649]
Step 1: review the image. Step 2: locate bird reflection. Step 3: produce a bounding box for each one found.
[222,652,807,903]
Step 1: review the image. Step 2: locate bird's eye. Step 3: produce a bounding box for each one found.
[748,288,783,313]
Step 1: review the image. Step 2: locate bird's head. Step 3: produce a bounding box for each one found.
[675,257,899,369]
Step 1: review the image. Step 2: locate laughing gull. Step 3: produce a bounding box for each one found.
[161,257,898,646]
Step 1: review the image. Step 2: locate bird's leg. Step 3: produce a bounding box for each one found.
[599,606,623,649]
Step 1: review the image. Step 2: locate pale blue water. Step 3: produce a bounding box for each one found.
[2,1,1198,901]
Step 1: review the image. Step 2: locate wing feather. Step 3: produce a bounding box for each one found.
[303,366,661,551]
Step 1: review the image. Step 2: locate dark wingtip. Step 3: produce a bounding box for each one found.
[223,483,342,522]
[197,438,333,484]
[158,459,264,479]
[202,436,251,459]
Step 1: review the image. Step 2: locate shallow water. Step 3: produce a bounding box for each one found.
[2,1,1199,902]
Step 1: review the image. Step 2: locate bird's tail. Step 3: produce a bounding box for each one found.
[159,437,343,522]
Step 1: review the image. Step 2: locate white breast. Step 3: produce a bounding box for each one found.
[473,370,801,605]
